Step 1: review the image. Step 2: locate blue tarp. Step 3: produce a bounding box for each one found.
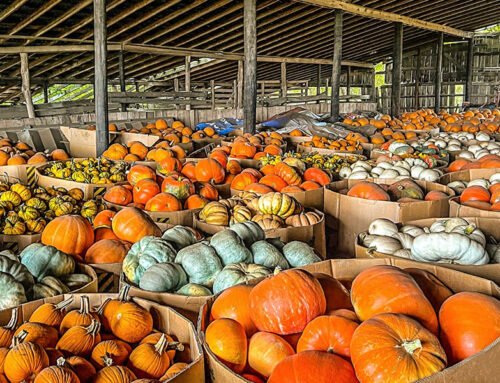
[195,118,243,135]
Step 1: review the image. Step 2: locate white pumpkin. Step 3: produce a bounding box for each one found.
[379,169,399,179]
[352,161,372,171]
[377,162,392,170]
[476,131,490,142]
[457,151,474,159]
[418,169,440,182]
[448,224,486,247]
[392,232,414,249]
[467,178,490,189]
[475,150,490,160]
[339,166,352,179]
[447,144,461,152]
[468,144,482,154]
[410,166,425,179]
[393,167,410,177]
[486,243,500,264]
[348,171,369,180]
[411,233,489,265]
[394,248,412,259]
[489,173,500,184]
[400,225,425,237]
[359,233,402,254]
[371,166,385,176]
[447,181,466,194]
[368,218,399,237]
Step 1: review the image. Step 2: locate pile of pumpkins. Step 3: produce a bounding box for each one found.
[300,136,362,152]
[221,132,286,160]
[260,151,362,173]
[0,137,70,166]
[198,192,323,230]
[123,222,320,295]
[39,158,128,185]
[446,176,500,211]
[373,141,448,168]
[340,179,449,203]
[102,140,188,163]
[203,265,500,382]
[0,291,189,382]
[339,158,444,182]
[447,154,500,172]
[0,243,93,309]
[0,182,103,235]
[231,162,331,194]
[416,131,498,155]
[359,217,494,265]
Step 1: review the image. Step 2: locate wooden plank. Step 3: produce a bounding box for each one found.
[0,1,28,23]
[210,80,215,110]
[119,50,126,112]
[317,64,321,96]
[415,47,421,109]
[281,62,287,98]
[435,32,443,112]
[331,10,343,121]
[391,23,403,117]
[185,55,191,111]
[465,38,474,102]
[297,0,474,38]
[237,60,243,109]
[244,0,257,133]
[94,0,109,156]
[19,53,35,119]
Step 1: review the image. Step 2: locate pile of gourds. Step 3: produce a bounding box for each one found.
[342,179,449,203]
[232,162,331,193]
[221,132,286,160]
[260,151,360,173]
[0,137,70,166]
[40,158,128,184]
[198,192,323,229]
[0,182,103,235]
[0,244,93,309]
[359,217,494,265]
[123,222,320,295]
[374,141,448,167]
[203,265,500,383]
[300,136,362,152]
[339,158,443,182]
[0,291,188,382]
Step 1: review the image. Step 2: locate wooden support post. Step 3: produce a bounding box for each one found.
[261,82,265,106]
[435,32,443,112]
[119,50,126,112]
[465,38,474,103]
[346,65,351,97]
[331,9,343,121]
[243,0,257,133]
[43,81,49,104]
[185,55,191,111]
[19,53,36,118]
[370,68,377,102]
[237,60,243,109]
[135,82,139,92]
[210,80,215,110]
[391,22,403,117]
[173,78,179,110]
[317,64,321,97]
[93,0,109,156]
[281,62,287,100]
[415,47,421,109]
[233,80,238,109]
[305,80,309,97]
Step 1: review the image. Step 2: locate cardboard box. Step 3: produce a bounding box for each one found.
[324,179,454,256]
[198,258,500,383]
[449,197,499,218]
[354,217,500,284]
[297,143,363,156]
[193,210,326,259]
[87,263,122,293]
[439,168,500,185]
[230,186,324,211]
[221,139,287,153]
[0,164,43,187]
[0,234,41,252]
[104,201,199,226]
[0,294,204,383]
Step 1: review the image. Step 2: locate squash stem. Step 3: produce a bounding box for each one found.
[154,334,168,354]
[102,354,114,367]
[85,319,101,335]
[6,307,19,330]
[117,284,131,302]
[166,341,185,352]
[95,298,111,315]
[11,329,28,347]
[80,296,91,314]
[56,296,74,310]
[400,339,422,354]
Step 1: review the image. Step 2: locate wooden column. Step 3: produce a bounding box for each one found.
[43,81,49,104]
[210,80,215,110]
[414,47,421,109]
[260,82,265,106]
[93,0,109,156]
[135,82,139,92]
[331,9,343,121]
[233,80,238,109]
[346,65,351,97]
[243,0,257,133]
[281,62,287,99]
[237,60,244,109]
[19,53,36,118]
[185,55,191,110]
[434,32,444,112]
[317,64,321,97]
[370,68,377,102]
[119,50,126,112]
[465,38,474,103]
[391,22,403,117]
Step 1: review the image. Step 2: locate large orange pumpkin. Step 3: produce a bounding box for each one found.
[231,173,258,191]
[194,159,225,184]
[460,186,490,204]
[42,215,94,259]
[158,157,182,174]
[181,162,197,180]
[209,150,228,169]
[84,239,131,264]
[133,179,160,205]
[94,227,119,242]
[184,194,209,210]
[404,268,453,313]
[145,193,182,212]
[250,269,326,335]
[350,313,447,383]
[268,350,358,383]
[196,182,219,201]
[439,292,500,364]
[313,273,352,312]
[231,142,257,159]
[161,175,195,201]
[247,332,295,378]
[111,207,161,243]
[347,182,391,201]
[259,175,288,192]
[226,160,242,175]
[244,183,274,194]
[303,168,331,186]
[104,186,133,206]
[127,165,156,186]
[350,265,438,335]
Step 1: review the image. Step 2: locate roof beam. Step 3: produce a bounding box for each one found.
[0,0,28,23]
[296,0,474,38]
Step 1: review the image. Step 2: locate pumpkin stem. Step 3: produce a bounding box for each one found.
[11,330,28,347]
[464,224,476,235]
[166,341,185,352]
[95,298,111,315]
[56,296,74,311]
[117,284,131,302]
[400,339,422,354]
[102,355,115,367]
[79,296,91,315]
[56,357,67,367]
[326,346,335,354]
[5,307,19,330]
[85,319,101,336]
[273,267,282,276]
[154,334,168,354]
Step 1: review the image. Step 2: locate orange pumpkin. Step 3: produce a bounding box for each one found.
[180,162,197,181]
[300,180,321,191]
[133,179,160,205]
[244,183,274,194]
[93,210,115,229]
[51,149,70,160]
[258,175,287,192]
[194,159,225,184]
[145,193,182,212]
[247,332,294,378]
[196,182,219,201]
[184,194,209,210]
[111,207,161,243]
[347,182,391,201]
[231,142,257,159]
[209,150,229,169]
[161,176,195,201]
[95,228,119,242]
[104,186,133,206]
[303,168,331,186]
[231,173,258,191]
[84,239,131,264]
[127,165,156,186]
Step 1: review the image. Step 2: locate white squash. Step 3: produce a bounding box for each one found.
[359,233,402,254]
[400,225,425,237]
[348,171,369,180]
[379,169,399,179]
[411,233,489,265]
[457,151,474,159]
[447,181,466,194]
[392,232,414,249]
[448,224,486,247]
[489,173,500,184]
[393,167,410,177]
[467,178,489,189]
[371,166,384,176]
[394,249,412,259]
[368,218,399,237]
[475,150,490,160]
[377,162,392,169]
[476,131,490,142]
[352,161,372,171]
[410,166,425,179]
[339,166,352,179]
[418,169,440,182]
[486,243,500,264]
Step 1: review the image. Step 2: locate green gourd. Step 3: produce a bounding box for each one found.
[282,241,321,267]
[0,271,27,310]
[176,283,212,297]
[213,263,271,294]
[161,225,198,251]
[139,262,188,292]
[230,221,265,247]
[210,230,253,266]
[122,236,177,284]
[20,243,75,280]
[175,243,222,287]
[251,241,289,270]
